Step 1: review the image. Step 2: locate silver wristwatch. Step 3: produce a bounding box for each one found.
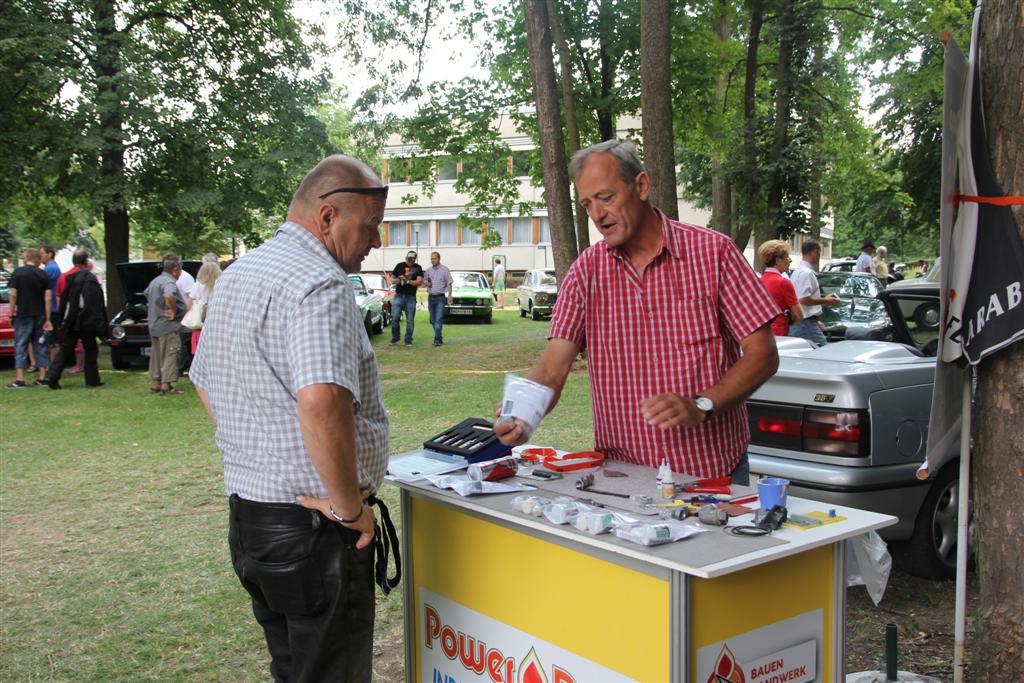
[694,396,715,421]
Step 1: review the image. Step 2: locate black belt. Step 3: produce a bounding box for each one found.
[428,293,446,297]
[805,315,819,321]
[229,494,401,595]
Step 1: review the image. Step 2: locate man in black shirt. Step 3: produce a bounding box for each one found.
[389,250,423,346]
[6,248,52,388]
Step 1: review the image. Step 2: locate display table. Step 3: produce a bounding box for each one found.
[389,459,896,683]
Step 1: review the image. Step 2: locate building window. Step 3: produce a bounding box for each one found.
[511,150,534,178]
[460,225,481,245]
[512,217,532,244]
[438,220,458,245]
[538,217,551,244]
[489,218,509,245]
[389,223,407,246]
[438,158,458,181]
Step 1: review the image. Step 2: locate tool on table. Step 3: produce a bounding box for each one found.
[679,476,733,495]
[575,472,630,498]
[467,456,518,482]
[729,505,789,536]
[603,469,628,478]
[698,504,730,526]
[528,468,563,480]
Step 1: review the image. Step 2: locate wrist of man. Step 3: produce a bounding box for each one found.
[329,502,364,525]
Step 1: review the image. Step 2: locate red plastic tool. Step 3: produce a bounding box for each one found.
[681,476,732,494]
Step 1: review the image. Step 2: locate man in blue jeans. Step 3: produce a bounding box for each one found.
[422,251,453,346]
[6,248,53,388]
[390,250,423,346]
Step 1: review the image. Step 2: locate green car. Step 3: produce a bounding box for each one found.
[444,271,495,324]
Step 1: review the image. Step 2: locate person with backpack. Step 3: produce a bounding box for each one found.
[43,251,106,389]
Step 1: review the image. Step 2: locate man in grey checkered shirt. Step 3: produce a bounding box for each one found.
[191,155,389,682]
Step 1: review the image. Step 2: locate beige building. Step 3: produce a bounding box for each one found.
[369,115,831,276]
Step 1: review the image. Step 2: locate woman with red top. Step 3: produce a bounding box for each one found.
[758,240,803,336]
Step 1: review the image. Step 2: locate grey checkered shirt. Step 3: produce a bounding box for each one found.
[190,221,389,502]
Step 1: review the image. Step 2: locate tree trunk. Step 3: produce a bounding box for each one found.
[92,0,129,316]
[972,1,1024,679]
[640,0,678,220]
[736,0,764,252]
[711,0,733,237]
[524,0,578,281]
[763,0,795,246]
[546,0,590,252]
[596,0,615,141]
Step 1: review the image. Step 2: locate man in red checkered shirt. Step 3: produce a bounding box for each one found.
[496,141,780,481]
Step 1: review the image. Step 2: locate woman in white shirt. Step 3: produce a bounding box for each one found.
[188,254,222,355]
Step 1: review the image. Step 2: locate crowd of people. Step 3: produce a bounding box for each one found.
[6,247,106,389]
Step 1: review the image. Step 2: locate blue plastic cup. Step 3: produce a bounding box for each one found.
[758,477,790,509]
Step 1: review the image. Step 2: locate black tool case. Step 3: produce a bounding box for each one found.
[423,418,511,463]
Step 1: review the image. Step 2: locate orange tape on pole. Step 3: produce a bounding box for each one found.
[957,194,1024,206]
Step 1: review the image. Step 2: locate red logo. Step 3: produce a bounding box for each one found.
[707,644,746,683]
[425,604,577,683]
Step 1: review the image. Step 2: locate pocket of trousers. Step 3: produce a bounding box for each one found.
[237,528,329,616]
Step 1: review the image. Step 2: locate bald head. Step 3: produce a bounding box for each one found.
[288,155,384,220]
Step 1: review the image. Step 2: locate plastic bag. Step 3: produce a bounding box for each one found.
[424,474,534,497]
[495,375,554,441]
[612,520,709,546]
[846,530,892,606]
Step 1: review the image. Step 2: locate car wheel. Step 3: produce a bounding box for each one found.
[484,313,492,324]
[530,303,541,321]
[110,348,131,370]
[892,463,972,580]
[364,312,374,336]
[914,303,940,331]
[519,300,527,317]
[372,314,384,335]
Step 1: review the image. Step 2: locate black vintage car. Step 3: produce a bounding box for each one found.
[107,260,201,370]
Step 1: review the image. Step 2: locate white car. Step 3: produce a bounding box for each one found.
[886,257,940,329]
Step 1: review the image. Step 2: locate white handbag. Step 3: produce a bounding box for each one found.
[181,300,206,330]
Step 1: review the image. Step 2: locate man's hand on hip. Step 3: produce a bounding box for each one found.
[641,392,704,429]
[295,495,377,549]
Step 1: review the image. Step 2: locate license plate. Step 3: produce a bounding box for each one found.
[0,339,13,347]
[450,309,473,316]
[141,346,151,357]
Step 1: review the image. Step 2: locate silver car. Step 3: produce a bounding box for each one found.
[748,286,964,580]
[517,268,558,320]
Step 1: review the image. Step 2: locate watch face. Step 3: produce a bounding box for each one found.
[696,397,714,413]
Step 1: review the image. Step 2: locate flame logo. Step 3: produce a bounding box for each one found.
[518,647,548,683]
[707,644,746,683]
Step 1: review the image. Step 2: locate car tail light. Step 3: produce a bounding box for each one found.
[748,401,870,458]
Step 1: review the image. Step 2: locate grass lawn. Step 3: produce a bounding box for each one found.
[1,306,962,680]
[0,308,591,681]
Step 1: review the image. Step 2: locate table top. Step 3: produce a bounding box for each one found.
[387,451,897,579]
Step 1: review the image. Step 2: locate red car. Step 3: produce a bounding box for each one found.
[0,281,13,360]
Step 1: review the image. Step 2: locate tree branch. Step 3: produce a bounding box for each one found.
[123,11,194,34]
[404,0,435,98]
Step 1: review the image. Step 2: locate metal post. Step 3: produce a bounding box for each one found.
[953,371,972,683]
[885,623,898,681]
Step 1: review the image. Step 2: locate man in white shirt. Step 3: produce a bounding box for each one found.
[855,240,875,273]
[176,266,196,304]
[789,239,841,347]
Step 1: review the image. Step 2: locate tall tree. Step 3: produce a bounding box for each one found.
[973,0,1024,678]
[640,0,678,219]
[4,0,328,314]
[546,0,590,251]
[523,0,578,280]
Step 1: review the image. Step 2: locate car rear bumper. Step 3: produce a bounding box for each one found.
[748,452,930,540]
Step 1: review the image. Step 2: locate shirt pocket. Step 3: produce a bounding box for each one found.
[676,295,720,345]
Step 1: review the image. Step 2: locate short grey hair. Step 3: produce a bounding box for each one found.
[162,254,181,274]
[568,140,648,187]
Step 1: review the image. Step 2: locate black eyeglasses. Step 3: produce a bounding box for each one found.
[317,186,389,199]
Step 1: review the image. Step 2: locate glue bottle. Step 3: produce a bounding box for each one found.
[660,468,675,499]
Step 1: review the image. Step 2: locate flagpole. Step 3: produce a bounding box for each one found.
[953,370,972,683]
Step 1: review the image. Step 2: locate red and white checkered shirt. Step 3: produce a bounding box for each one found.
[549,212,779,477]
